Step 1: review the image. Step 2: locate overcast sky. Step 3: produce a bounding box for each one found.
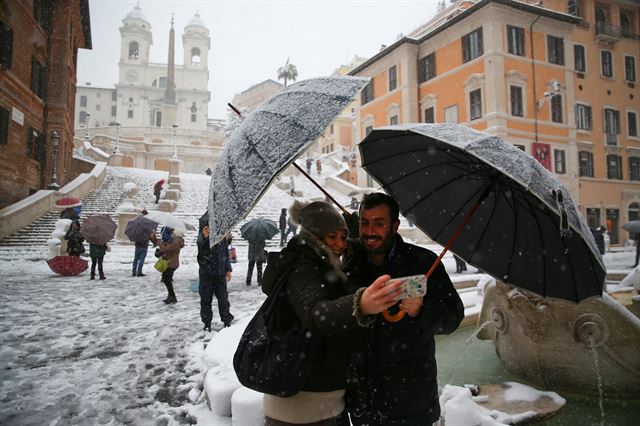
[77,0,440,120]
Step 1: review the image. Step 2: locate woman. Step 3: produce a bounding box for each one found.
[152,227,185,304]
[261,201,402,426]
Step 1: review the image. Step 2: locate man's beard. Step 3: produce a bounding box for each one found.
[362,231,396,255]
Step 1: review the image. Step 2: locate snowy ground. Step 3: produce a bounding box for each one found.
[0,167,637,426]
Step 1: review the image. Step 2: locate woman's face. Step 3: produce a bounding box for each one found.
[322,229,348,257]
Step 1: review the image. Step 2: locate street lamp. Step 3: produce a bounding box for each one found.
[114,122,121,154]
[171,123,178,158]
[48,131,60,190]
[84,112,91,139]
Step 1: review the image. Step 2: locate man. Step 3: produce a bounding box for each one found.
[197,220,234,331]
[343,193,464,426]
[279,208,287,247]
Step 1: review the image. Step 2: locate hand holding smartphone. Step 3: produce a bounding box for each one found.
[386,274,427,300]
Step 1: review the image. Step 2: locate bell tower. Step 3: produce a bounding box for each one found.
[119,3,153,66]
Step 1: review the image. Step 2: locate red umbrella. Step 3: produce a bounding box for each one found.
[54,197,82,209]
[47,256,88,276]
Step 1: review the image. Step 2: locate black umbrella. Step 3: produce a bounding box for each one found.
[208,76,369,245]
[124,215,158,243]
[359,123,605,304]
[622,221,640,234]
[240,218,279,242]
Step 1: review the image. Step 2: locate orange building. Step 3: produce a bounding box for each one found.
[349,0,639,246]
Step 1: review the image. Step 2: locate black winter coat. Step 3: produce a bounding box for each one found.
[261,230,361,392]
[343,234,464,425]
[197,233,232,277]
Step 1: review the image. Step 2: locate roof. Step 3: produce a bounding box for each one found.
[349,0,583,76]
[186,12,208,29]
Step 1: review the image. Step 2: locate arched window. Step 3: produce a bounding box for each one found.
[191,47,201,65]
[128,41,139,59]
[620,12,632,37]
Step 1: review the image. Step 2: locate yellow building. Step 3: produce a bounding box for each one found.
[349,0,639,246]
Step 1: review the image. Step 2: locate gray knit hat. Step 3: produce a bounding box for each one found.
[290,200,346,238]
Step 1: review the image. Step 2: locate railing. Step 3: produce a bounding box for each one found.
[596,22,622,39]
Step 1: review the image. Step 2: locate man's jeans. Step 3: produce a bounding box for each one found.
[132,246,148,275]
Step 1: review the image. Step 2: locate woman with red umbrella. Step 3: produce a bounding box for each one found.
[153,179,165,204]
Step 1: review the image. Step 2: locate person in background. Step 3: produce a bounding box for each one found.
[205,167,212,176]
[197,221,234,331]
[261,200,403,426]
[64,219,85,257]
[279,208,288,247]
[343,193,464,426]
[132,209,152,277]
[153,179,165,204]
[284,215,298,243]
[306,158,313,174]
[245,233,266,286]
[316,158,322,175]
[89,242,108,280]
[152,226,185,304]
[591,226,605,256]
[633,233,640,268]
[453,254,467,274]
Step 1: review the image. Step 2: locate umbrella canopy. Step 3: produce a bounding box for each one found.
[124,215,158,243]
[81,214,117,245]
[47,256,88,276]
[144,211,196,233]
[54,197,82,209]
[208,76,370,245]
[359,123,605,303]
[240,218,279,242]
[622,221,640,234]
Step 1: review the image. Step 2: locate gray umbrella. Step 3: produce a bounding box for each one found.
[208,76,369,245]
[359,123,605,303]
[622,221,640,234]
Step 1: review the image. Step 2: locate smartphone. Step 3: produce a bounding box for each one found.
[386,274,427,300]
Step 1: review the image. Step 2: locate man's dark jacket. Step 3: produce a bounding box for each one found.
[343,234,464,425]
[197,233,232,277]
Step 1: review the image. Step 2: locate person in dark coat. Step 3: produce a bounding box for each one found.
[132,209,152,277]
[633,233,640,268]
[153,179,165,204]
[343,193,465,426]
[152,227,185,304]
[245,235,267,286]
[305,158,313,174]
[453,254,467,273]
[591,226,605,256]
[261,200,402,426]
[198,224,234,331]
[285,215,298,242]
[279,208,287,247]
[89,242,108,280]
[64,219,85,257]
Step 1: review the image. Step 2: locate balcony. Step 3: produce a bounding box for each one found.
[595,22,622,43]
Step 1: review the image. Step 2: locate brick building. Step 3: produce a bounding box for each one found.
[0,1,91,208]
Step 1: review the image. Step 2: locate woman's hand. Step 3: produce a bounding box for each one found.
[400,296,423,318]
[359,275,403,315]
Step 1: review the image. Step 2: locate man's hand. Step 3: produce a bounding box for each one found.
[226,271,232,282]
[202,225,210,239]
[400,296,423,318]
[359,275,403,315]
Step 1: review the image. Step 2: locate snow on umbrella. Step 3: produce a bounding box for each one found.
[124,215,158,243]
[622,221,640,234]
[81,214,117,245]
[359,123,605,303]
[208,76,370,245]
[54,197,82,209]
[144,211,196,233]
[47,256,88,276]
[240,218,279,242]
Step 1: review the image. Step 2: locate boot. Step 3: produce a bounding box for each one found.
[90,274,95,280]
[203,322,211,332]
[99,273,106,280]
[246,277,251,286]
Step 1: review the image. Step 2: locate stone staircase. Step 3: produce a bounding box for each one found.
[0,166,292,260]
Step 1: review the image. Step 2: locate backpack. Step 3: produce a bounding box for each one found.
[233,253,319,397]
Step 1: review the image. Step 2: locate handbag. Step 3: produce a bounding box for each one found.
[228,245,237,263]
[233,255,318,397]
[154,257,169,273]
[154,248,163,258]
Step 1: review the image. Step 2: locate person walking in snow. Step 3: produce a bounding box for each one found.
[245,235,266,286]
[132,209,152,277]
[152,227,185,304]
[197,220,234,331]
[89,242,108,280]
[153,179,165,204]
[316,158,322,175]
[284,215,298,242]
[305,158,313,174]
[454,254,467,273]
[261,200,402,426]
[279,208,288,247]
